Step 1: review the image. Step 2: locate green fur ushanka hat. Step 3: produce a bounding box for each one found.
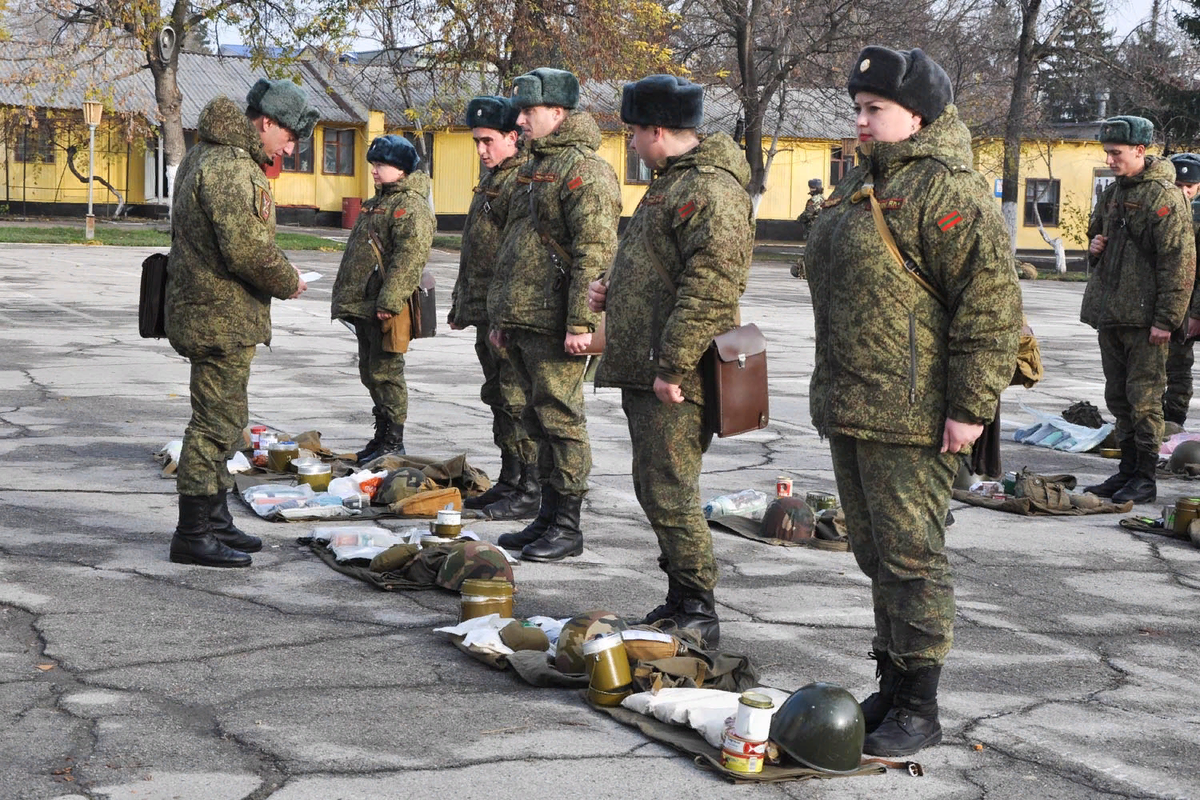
[246,78,319,140]
[465,96,520,132]
[620,75,704,129]
[512,68,580,110]
[846,47,953,125]
[366,135,420,174]
[1099,116,1154,146]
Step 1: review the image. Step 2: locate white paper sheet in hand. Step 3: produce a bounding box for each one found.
[299,271,322,283]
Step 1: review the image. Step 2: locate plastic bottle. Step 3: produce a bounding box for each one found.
[703,489,771,519]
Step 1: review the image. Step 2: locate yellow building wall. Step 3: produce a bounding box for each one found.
[0,122,141,209]
[430,129,480,215]
[756,140,831,219]
[972,138,1116,251]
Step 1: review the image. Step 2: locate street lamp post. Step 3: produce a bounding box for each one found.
[82,100,103,241]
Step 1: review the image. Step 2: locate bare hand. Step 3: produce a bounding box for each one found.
[489,328,507,349]
[1188,318,1200,339]
[1089,234,1107,256]
[1149,325,1171,345]
[448,317,464,331]
[654,376,684,404]
[288,277,307,300]
[941,419,983,454]
[587,279,608,313]
[564,332,592,355]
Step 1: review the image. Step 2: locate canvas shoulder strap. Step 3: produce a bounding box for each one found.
[853,181,947,308]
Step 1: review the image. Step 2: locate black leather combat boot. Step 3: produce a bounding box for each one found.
[169,495,252,568]
[482,462,541,520]
[862,665,943,756]
[1112,450,1158,504]
[640,575,684,625]
[497,484,558,550]
[360,422,405,463]
[464,452,520,510]
[670,588,720,649]
[356,406,388,463]
[859,650,902,733]
[209,488,262,553]
[521,493,584,562]
[1084,441,1136,497]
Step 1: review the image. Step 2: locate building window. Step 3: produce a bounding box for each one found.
[323,128,355,175]
[14,116,55,163]
[403,132,434,177]
[283,135,313,172]
[830,138,857,185]
[1025,178,1060,227]
[625,139,652,184]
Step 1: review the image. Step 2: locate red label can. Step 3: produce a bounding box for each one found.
[776,476,792,498]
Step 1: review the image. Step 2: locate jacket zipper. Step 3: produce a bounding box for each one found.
[908,311,917,403]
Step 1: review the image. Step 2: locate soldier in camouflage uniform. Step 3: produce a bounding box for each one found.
[488,68,621,562]
[1082,117,1197,504]
[796,178,824,235]
[166,79,319,568]
[807,48,1021,756]
[1162,153,1200,428]
[589,75,753,649]
[331,135,435,462]
[448,97,539,520]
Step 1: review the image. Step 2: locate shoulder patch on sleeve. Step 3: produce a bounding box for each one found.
[678,200,697,220]
[822,197,842,209]
[256,187,273,222]
[937,210,963,232]
[1157,205,1172,218]
[394,208,408,219]
[567,175,584,191]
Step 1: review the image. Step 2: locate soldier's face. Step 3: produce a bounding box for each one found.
[370,162,404,186]
[473,128,520,169]
[517,105,566,139]
[629,125,665,169]
[853,92,922,144]
[257,117,297,159]
[1177,181,1200,201]
[1104,144,1147,177]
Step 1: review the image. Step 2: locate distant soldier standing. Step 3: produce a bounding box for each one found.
[166,79,318,567]
[797,178,825,234]
[589,75,753,648]
[448,96,540,520]
[1162,152,1200,429]
[489,68,621,561]
[331,135,435,462]
[1082,117,1196,503]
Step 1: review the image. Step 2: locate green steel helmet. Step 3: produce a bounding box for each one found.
[769,682,865,773]
[554,610,628,674]
[434,541,514,591]
[1168,440,1200,472]
[378,467,429,506]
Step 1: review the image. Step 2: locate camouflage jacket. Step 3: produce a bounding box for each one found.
[488,111,621,337]
[165,96,299,357]
[1081,156,1197,331]
[596,134,753,402]
[331,171,434,320]
[449,147,529,327]
[806,105,1022,447]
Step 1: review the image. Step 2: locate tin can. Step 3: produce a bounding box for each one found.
[459,578,514,621]
[1174,497,1200,534]
[805,490,837,512]
[775,476,793,498]
[250,425,267,451]
[255,431,278,459]
[296,462,331,492]
[583,633,633,706]
[721,729,767,773]
[734,691,774,742]
[267,441,300,473]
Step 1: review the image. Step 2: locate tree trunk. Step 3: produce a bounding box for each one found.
[1002,0,1042,253]
[147,12,186,211]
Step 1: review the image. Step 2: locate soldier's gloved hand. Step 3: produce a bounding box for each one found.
[1149,325,1171,345]
[941,419,983,454]
[1089,234,1107,256]
[564,332,592,355]
[654,377,684,405]
[587,279,607,313]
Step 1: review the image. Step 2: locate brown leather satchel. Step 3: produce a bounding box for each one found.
[703,323,770,437]
[138,252,169,338]
[370,229,436,352]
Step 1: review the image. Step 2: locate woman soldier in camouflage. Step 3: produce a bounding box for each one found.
[806,47,1021,757]
[331,136,435,461]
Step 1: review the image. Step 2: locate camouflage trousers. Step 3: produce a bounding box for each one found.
[1163,337,1195,426]
[829,435,957,671]
[622,389,716,592]
[1099,327,1167,453]
[176,345,256,497]
[474,327,535,464]
[356,317,408,425]
[504,328,591,497]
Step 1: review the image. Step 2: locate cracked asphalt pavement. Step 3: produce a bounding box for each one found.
[1,242,1198,799]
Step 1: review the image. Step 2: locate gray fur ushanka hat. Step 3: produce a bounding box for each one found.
[246,78,319,139]
[512,68,580,110]
[846,47,953,125]
[1099,116,1154,146]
